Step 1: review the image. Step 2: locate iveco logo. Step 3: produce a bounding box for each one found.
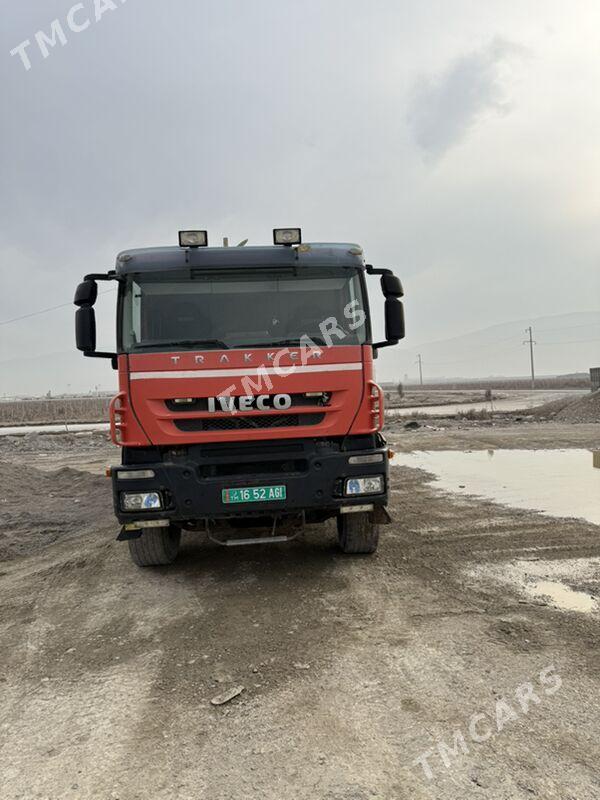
[207,394,293,413]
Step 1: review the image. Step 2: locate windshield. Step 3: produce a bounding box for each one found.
[120,267,368,351]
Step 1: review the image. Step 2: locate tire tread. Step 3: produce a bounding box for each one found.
[337,512,379,554]
[128,526,181,567]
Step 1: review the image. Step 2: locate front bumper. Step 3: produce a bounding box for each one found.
[112,437,389,525]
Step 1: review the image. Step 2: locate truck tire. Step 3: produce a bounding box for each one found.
[336,512,379,554]
[128,525,181,567]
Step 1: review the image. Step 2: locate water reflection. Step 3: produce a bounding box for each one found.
[527,580,597,613]
[0,422,109,437]
[472,558,600,616]
[386,390,586,418]
[392,449,600,525]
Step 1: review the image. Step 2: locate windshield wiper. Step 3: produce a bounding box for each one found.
[136,338,229,350]
[241,337,327,348]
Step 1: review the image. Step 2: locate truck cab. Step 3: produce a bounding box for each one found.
[75,229,405,565]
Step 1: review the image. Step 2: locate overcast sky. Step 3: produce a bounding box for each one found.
[1,0,599,393]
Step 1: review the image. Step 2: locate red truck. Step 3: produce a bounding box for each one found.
[74,228,404,566]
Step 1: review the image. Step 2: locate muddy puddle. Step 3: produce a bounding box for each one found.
[472,558,600,615]
[392,448,600,525]
[0,422,109,436]
[526,580,597,612]
[387,389,585,418]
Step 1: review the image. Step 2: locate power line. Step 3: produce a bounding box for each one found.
[403,318,600,355]
[417,328,599,358]
[536,322,600,334]
[413,334,597,378]
[424,343,525,366]
[0,300,74,326]
[0,288,116,327]
[537,337,600,346]
[460,333,522,348]
[411,336,600,368]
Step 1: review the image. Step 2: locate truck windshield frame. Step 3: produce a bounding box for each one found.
[118,266,370,353]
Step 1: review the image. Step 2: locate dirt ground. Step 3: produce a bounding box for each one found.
[384,389,503,409]
[1,422,600,799]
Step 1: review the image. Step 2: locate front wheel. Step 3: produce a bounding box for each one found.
[337,512,379,554]
[128,525,181,567]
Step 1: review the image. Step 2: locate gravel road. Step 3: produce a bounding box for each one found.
[1,423,599,799]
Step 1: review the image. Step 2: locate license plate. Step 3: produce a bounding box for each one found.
[222,485,287,504]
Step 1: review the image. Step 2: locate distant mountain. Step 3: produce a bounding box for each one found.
[0,350,116,398]
[1,310,598,395]
[377,311,600,383]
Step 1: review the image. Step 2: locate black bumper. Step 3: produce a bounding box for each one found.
[112,436,389,525]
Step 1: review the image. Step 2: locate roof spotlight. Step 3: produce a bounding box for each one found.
[273,228,302,246]
[179,230,208,248]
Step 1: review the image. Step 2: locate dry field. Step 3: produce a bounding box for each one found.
[0,396,110,426]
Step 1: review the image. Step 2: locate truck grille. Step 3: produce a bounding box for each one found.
[174,413,325,432]
[166,393,329,412]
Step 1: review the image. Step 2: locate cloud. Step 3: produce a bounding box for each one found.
[2,3,598,393]
[407,37,525,158]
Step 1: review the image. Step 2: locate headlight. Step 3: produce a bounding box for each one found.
[344,476,384,496]
[121,491,163,511]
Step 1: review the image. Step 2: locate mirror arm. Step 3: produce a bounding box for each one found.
[366,264,392,277]
[84,270,119,282]
[84,351,118,369]
[372,339,399,352]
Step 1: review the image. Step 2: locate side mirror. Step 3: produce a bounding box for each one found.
[384,298,405,342]
[367,264,406,351]
[76,306,96,352]
[74,273,118,365]
[74,279,98,307]
[381,274,403,298]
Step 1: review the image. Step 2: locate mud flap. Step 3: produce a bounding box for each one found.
[117,527,142,541]
[372,506,392,525]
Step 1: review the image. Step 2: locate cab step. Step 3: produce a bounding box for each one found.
[223,534,296,547]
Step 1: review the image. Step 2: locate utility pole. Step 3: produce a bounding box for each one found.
[416,354,423,386]
[523,327,536,389]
